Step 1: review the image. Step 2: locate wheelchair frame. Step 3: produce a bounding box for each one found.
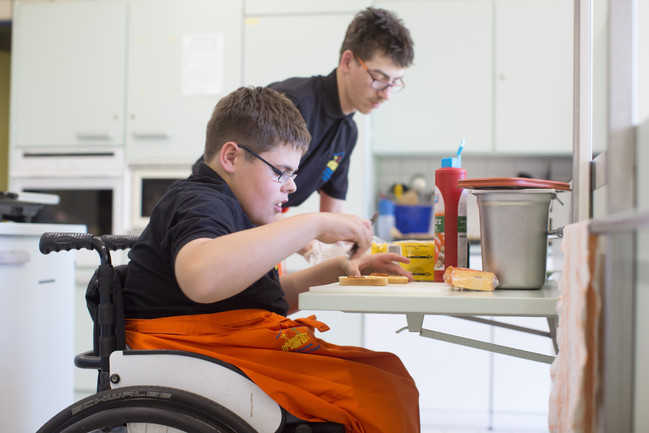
[37,232,344,433]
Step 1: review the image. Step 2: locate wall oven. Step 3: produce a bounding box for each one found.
[9,150,127,266]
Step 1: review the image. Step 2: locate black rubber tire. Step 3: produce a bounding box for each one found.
[36,385,259,433]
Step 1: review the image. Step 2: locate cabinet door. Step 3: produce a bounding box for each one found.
[244,13,354,86]
[11,1,127,148]
[0,231,78,432]
[494,0,573,154]
[126,0,242,164]
[490,317,553,430]
[245,0,370,15]
[363,314,491,428]
[372,0,493,155]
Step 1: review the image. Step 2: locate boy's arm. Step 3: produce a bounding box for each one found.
[174,213,373,304]
[319,190,345,213]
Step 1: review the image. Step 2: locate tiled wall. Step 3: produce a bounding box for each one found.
[373,154,573,240]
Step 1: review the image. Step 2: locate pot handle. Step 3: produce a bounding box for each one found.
[548,226,564,239]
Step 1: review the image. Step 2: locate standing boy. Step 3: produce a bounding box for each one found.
[125,86,420,432]
[194,7,415,214]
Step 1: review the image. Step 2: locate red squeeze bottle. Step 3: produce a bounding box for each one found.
[433,145,467,282]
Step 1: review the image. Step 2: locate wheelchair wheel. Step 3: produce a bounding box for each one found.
[37,385,259,433]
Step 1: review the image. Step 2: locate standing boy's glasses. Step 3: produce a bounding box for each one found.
[356,55,405,93]
[238,145,298,184]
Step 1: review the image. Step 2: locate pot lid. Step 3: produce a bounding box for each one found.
[457,177,571,191]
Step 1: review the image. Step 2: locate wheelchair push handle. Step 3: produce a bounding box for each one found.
[40,232,97,254]
[39,232,111,265]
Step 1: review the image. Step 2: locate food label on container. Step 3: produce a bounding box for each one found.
[433,185,445,273]
[372,241,437,281]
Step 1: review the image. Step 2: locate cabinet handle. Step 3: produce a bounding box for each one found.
[76,131,116,140]
[132,131,174,139]
[0,250,31,265]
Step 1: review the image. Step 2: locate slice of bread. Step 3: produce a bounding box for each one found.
[338,275,388,286]
[370,273,409,284]
[387,275,409,284]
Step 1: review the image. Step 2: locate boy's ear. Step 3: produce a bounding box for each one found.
[219,142,239,174]
[339,49,355,73]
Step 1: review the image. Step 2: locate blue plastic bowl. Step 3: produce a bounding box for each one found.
[394,204,433,234]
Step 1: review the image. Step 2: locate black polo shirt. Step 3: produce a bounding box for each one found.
[124,162,288,319]
[269,69,358,208]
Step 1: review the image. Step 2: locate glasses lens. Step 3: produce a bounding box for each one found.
[391,81,405,93]
[370,79,405,93]
[278,172,297,184]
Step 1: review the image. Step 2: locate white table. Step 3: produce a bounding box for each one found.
[299,280,559,364]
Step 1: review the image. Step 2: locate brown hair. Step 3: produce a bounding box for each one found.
[340,7,414,68]
[204,86,311,162]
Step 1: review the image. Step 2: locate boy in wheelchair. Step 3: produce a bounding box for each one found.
[123,86,420,432]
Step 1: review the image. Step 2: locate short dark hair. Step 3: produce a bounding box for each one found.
[204,86,311,162]
[340,7,414,68]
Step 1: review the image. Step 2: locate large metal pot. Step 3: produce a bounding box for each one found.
[472,189,558,289]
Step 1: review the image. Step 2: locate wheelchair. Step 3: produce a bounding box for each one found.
[37,232,345,433]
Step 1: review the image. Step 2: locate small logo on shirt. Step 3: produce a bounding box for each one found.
[321,152,344,182]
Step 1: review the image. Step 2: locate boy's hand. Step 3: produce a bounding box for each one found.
[343,253,413,281]
[315,213,374,260]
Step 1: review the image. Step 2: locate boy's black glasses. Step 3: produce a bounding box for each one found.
[238,145,298,184]
[356,55,405,93]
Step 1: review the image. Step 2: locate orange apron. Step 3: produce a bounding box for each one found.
[125,309,420,433]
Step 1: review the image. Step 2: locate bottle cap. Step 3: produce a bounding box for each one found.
[441,156,462,168]
[378,199,395,215]
[441,138,465,168]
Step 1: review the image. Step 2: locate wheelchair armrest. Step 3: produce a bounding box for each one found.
[74,350,101,370]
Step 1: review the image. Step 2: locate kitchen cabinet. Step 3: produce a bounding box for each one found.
[244,13,354,87]
[363,313,553,430]
[126,0,242,163]
[372,0,494,155]
[490,317,553,430]
[363,313,492,428]
[11,0,242,164]
[0,222,86,432]
[494,0,573,154]
[11,0,127,148]
[373,0,573,156]
[245,0,370,15]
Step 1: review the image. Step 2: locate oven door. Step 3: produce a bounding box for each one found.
[9,176,125,267]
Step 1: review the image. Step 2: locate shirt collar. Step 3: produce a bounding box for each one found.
[323,68,353,119]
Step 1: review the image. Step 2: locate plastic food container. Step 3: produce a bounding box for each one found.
[394,204,432,234]
[472,189,556,289]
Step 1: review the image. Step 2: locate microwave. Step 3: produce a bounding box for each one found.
[130,166,191,229]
